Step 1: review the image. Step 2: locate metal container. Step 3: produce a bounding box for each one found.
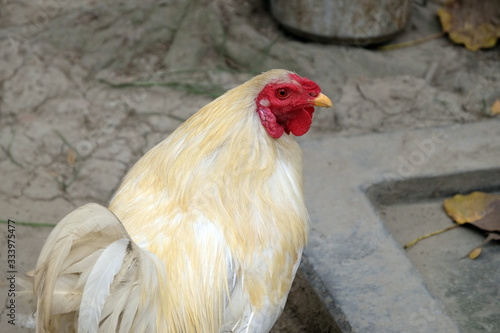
[270,0,411,44]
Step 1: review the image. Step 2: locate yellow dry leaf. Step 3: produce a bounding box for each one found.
[443,191,500,224]
[491,99,500,115]
[406,192,500,256]
[449,24,499,51]
[438,0,500,51]
[67,148,77,166]
[437,7,453,31]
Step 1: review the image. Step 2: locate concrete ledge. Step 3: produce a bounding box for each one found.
[300,119,500,332]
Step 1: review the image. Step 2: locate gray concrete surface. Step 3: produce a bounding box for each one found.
[0,0,499,332]
[302,120,500,332]
[381,195,500,332]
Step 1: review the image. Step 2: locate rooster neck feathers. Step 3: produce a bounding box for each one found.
[111,70,309,253]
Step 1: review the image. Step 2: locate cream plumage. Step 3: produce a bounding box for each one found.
[29,69,332,332]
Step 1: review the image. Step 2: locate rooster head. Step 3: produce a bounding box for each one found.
[256,72,332,138]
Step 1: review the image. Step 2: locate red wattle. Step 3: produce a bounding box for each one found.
[286,107,314,136]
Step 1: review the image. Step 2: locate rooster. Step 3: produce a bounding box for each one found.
[30,69,332,333]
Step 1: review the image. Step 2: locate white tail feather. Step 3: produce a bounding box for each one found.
[78,238,129,333]
[28,203,166,332]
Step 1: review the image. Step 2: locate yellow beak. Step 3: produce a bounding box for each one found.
[311,93,333,108]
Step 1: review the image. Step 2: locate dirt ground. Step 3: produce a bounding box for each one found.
[0,0,498,332]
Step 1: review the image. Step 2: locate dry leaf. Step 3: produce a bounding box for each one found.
[491,99,500,115]
[445,192,500,259]
[438,0,500,51]
[474,200,500,233]
[444,191,500,224]
[406,191,500,259]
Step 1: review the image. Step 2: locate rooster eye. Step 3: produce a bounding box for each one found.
[276,88,290,100]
